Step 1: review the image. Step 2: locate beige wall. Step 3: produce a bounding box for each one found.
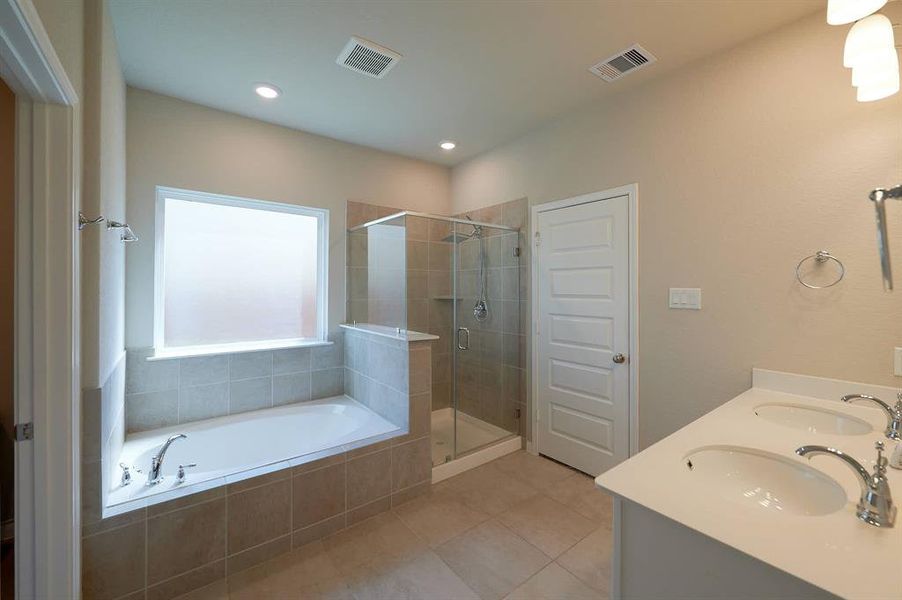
[125,88,452,348]
[451,12,902,446]
[31,0,84,99]
[82,0,127,389]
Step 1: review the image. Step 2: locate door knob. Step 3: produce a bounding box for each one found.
[612,353,626,364]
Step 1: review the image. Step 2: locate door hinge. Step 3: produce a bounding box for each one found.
[534,231,541,246]
[15,422,34,441]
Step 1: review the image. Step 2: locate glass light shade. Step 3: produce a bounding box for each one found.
[851,53,899,87]
[828,0,887,25]
[843,14,895,67]
[856,70,900,101]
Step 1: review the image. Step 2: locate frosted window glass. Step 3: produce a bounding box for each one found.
[162,197,320,348]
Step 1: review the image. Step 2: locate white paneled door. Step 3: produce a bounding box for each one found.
[535,194,631,476]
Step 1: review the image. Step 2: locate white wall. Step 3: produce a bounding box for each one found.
[125,89,452,347]
[452,12,902,446]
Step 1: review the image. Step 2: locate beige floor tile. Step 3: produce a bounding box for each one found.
[556,527,613,594]
[347,550,480,600]
[543,474,613,525]
[393,490,490,547]
[505,563,601,600]
[498,495,596,558]
[436,462,538,516]
[490,452,578,494]
[436,520,551,600]
[323,512,427,573]
[228,540,352,600]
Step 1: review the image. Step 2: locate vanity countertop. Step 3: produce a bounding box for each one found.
[595,369,902,600]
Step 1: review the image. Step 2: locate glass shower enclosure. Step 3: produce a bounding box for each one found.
[348,211,521,466]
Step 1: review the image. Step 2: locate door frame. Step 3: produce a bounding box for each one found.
[529,183,639,461]
[1,0,81,598]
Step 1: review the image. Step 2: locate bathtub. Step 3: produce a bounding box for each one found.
[105,395,403,517]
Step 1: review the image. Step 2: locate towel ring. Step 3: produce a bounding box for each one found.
[796,250,844,289]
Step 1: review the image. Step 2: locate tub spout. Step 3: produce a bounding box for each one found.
[148,434,187,485]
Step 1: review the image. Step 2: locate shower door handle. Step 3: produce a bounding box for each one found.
[457,327,470,350]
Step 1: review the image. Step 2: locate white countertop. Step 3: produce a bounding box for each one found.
[596,369,902,600]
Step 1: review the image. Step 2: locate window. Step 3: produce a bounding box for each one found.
[154,187,328,355]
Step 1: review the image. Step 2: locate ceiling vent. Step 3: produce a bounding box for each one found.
[589,44,657,82]
[336,36,401,79]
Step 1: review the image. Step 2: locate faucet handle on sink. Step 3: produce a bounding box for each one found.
[875,441,888,472]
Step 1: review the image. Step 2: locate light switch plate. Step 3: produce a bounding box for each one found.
[669,288,702,310]
[895,347,902,377]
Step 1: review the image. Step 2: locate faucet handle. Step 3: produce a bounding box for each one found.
[119,463,132,486]
[176,463,197,484]
[876,441,888,473]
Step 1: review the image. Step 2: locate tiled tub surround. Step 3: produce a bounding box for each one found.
[82,327,434,600]
[106,397,402,517]
[124,339,344,433]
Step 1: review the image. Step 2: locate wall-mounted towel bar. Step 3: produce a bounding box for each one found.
[78,211,138,242]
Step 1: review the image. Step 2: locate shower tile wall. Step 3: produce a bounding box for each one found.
[455,198,529,441]
[123,338,344,433]
[347,201,410,329]
[345,198,529,442]
[413,216,456,411]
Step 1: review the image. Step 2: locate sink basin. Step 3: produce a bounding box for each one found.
[754,403,872,435]
[684,446,847,516]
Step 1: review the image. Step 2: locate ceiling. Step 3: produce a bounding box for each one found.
[110,0,821,166]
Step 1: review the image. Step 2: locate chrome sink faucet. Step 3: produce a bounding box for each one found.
[841,393,902,440]
[796,442,896,528]
[148,434,187,485]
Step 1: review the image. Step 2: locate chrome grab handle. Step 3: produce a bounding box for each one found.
[457,327,470,350]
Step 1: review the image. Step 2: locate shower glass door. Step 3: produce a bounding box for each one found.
[451,220,520,459]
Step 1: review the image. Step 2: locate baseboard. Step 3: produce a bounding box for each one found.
[431,436,521,483]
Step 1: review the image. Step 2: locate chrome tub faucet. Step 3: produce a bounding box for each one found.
[796,442,896,528]
[148,433,187,485]
[841,393,902,440]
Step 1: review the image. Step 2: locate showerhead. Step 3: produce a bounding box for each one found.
[440,231,473,243]
[441,216,482,243]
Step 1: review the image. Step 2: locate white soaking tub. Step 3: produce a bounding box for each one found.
[105,395,402,517]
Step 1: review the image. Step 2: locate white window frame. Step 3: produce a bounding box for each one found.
[153,186,329,357]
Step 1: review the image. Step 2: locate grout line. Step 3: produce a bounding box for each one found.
[144,493,224,521]
[227,533,293,575]
[81,512,146,540]
[146,556,226,593]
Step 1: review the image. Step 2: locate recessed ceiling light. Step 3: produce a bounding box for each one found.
[254,84,281,99]
[440,141,456,150]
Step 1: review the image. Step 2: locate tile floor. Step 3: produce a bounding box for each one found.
[180,451,612,600]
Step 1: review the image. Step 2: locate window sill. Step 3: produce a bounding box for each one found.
[147,338,333,361]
